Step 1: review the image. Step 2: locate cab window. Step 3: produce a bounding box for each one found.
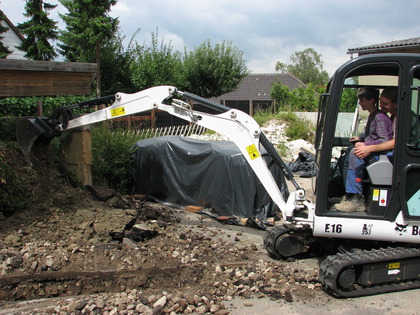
[409,68,420,151]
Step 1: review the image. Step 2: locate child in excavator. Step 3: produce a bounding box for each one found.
[335,87,394,212]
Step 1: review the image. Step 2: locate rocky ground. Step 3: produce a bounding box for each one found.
[0,179,320,314]
[1,119,419,315]
[0,128,321,314]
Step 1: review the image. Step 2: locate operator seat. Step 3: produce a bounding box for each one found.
[366,154,393,186]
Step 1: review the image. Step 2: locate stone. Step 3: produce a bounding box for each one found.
[210,304,220,313]
[31,261,38,271]
[196,305,208,314]
[284,290,294,302]
[109,308,119,315]
[239,289,251,299]
[86,185,115,201]
[45,256,54,268]
[148,295,158,304]
[5,255,23,268]
[75,300,88,311]
[153,296,167,308]
[122,238,138,249]
[5,234,21,246]
[135,304,150,313]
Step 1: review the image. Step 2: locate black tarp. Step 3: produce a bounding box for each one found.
[132,136,289,220]
[286,150,318,178]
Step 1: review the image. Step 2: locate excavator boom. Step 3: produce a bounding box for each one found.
[16,85,307,222]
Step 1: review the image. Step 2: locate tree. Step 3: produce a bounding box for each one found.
[270,81,290,110]
[16,0,58,61]
[271,81,320,112]
[0,10,11,58]
[100,32,137,95]
[276,48,329,86]
[59,0,119,96]
[130,29,183,91]
[181,40,249,98]
[288,83,320,111]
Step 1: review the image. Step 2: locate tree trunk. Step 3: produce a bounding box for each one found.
[96,41,101,97]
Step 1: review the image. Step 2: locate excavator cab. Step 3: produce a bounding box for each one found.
[314,53,420,221]
[265,54,420,297]
[307,54,420,297]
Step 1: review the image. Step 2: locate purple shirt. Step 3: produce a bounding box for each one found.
[361,109,393,146]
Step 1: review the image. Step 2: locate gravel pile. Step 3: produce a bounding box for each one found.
[190,119,314,161]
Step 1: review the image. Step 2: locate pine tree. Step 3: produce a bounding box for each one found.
[0,10,11,58]
[16,0,58,61]
[59,0,119,96]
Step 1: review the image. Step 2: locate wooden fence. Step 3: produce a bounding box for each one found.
[119,123,208,138]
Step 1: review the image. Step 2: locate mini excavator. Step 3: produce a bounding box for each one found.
[16,53,420,297]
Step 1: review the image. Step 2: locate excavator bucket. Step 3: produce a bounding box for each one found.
[15,95,115,158]
[16,117,57,158]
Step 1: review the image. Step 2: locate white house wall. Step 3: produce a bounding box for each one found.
[1,19,25,60]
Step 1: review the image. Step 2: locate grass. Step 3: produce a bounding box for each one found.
[253,109,277,126]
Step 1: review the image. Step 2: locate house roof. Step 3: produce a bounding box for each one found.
[212,73,306,101]
[348,37,420,54]
[1,11,25,42]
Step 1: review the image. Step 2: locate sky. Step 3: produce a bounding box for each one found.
[1,0,420,76]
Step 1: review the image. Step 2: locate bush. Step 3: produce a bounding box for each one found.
[91,124,146,194]
[278,112,315,142]
[0,95,92,118]
[270,81,290,110]
[253,108,277,126]
[270,81,322,112]
[288,83,320,112]
[0,117,18,141]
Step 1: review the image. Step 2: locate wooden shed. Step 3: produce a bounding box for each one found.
[0,59,97,97]
[0,59,97,186]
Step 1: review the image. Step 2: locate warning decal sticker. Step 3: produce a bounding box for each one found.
[110,107,126,117]
[379,190,388,207]
[246,144,261,160]
[372,189,379,202]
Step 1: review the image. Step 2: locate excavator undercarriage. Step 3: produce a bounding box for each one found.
[264,226,420,297]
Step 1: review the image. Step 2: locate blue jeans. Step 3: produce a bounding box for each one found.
[345,148,378,194]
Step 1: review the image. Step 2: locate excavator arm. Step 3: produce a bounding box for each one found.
[16,85,308,222]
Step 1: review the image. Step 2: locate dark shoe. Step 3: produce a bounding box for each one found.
[335,194,365,212]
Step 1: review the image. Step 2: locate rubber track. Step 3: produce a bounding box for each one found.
[263,226,291,260]
[319,246,420,298]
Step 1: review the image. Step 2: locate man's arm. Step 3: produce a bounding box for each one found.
[354,139,395,159]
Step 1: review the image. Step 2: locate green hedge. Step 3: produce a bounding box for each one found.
[91,125,148,194]
[0,95,92,117]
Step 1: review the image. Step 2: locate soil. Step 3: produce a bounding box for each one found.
[0,143,320,314]
[1,141,419,315]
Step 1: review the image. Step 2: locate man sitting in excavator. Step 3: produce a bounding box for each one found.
[335,87,394,212]
[352,87,398,161]
[354,87,420,159]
